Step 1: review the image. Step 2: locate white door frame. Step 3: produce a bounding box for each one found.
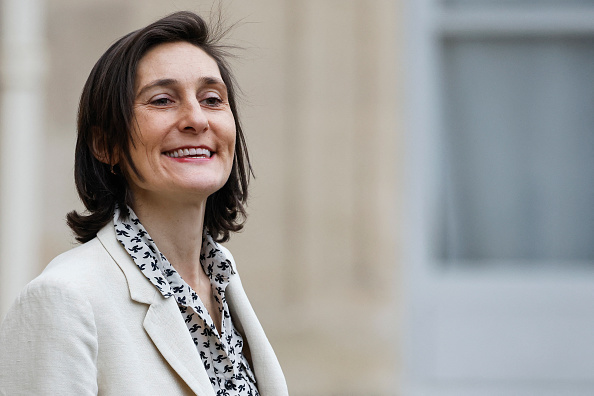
[402,1,594,394]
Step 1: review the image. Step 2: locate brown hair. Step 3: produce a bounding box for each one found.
[67,11,251,243]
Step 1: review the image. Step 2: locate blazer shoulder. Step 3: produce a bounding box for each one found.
[23,237,121,301]
[43,238,113,279]
[0,243,101,395]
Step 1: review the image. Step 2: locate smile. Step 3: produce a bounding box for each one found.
[163,147,212,159]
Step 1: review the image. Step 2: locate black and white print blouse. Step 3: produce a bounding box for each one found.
[113,206,260,396]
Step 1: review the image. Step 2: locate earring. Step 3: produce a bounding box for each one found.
[111,164,117,175]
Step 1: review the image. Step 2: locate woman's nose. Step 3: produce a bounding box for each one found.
[179,99,209,133]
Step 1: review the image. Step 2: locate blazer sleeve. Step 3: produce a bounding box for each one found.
[0,280,99,395]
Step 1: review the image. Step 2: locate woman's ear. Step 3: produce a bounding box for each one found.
[91,127,119,165]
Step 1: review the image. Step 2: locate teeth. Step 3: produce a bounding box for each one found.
[165,148,211,158]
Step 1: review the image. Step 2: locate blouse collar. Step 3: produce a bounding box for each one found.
[112,205,235,301]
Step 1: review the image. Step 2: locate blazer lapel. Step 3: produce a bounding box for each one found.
[226,276,289,396]
[97,225,215,396]
[143,296,215,396]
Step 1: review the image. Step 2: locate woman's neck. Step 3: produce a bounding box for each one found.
[129,193,207,286]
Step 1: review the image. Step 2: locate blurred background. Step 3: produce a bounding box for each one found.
[1,0,594,395]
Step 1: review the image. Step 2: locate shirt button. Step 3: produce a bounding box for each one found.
[225,379,233,390]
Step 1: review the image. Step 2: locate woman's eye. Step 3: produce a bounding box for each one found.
[201,96,223,107]
[150,97,173,106]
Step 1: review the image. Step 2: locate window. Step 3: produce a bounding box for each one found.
[440,36,594,264]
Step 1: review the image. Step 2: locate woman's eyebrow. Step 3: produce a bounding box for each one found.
[200,76,228,93]
[201,76,225,87]
[136,78,177,97]
[136,76,226,97]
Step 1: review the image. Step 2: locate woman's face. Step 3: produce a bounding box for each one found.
[125,41,236,207]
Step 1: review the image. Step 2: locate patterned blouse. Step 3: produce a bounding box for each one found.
[113,206,260,396]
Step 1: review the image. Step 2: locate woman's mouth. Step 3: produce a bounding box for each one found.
[163,147,212,159]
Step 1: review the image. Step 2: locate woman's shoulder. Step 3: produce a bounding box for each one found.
[21,235,122,303]
[42,238,113,281]
[0,242,103,395]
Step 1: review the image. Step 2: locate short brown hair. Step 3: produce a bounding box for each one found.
[67,11,251,243]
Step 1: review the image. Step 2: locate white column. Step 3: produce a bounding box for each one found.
[0,0,46,319]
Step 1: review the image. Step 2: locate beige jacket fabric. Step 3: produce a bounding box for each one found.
[0,224,288,396]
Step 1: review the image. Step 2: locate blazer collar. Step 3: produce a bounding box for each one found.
[97,224,215,396]
[97,224,155,304]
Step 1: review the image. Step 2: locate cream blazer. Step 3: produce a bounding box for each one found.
[0,224,288,396]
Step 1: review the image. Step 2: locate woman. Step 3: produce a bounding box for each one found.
[0,11,288,396]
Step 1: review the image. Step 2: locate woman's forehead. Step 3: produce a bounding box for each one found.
[135,42,221,90]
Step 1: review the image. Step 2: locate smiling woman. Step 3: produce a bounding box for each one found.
[0,11,288,396]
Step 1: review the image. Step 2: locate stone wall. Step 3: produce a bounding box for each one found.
[4,0,404,394]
